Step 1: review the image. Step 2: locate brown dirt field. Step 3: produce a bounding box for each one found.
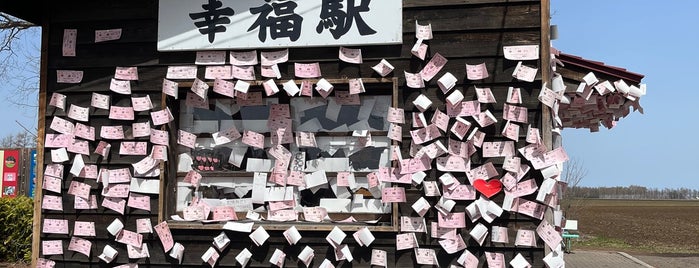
[568,199,699,254]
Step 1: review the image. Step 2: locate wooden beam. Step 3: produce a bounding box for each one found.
[30,22,49,268]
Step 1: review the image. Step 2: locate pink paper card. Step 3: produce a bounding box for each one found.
[100,126,124,140]
[212,78,235,97]
[109,106,135,121]
[162,79,179,99]
[68,180,91,199]
[151,145,168,161]
[381,187,406,203]
[526,125,541,144]
[466,62,489,80]
[73,221,96,237]
[74,123,95,141]
[68,236,91,257]
[242,130,265,149]
[302,206,327,222]
[420,53,448,81]
[294,62,321,78]
[49,93,67,110]
[195,51,226,65]
[411,41,428,60]
[485,252,506,268]
[267,209,298,222]
[212,206,237,221]
[94,28,122,42]
[502,121,520,141]
[409,124,441,145]
[94,141,111,157]
[183,170,202,187]
[339,47,363,64]
[42,195,63,211]
[42,176,62,194]
[269,103,291,118]
[102,197,126,214]
[386,107,405,124]
[348,78,365,95]
[131,122,151,138]
[102,189,128,206]
[446,100,481,117]
[110,78,131,95]
[185,92,209,109]
[335,91,360,105]
[513,198,546,220]
[503,103,529,123]
[213,126,242,145]
[387,123,402,141]
[467,162,499,182]
[415,21,433,40]
[150,128,169,146]
[45,133,74,148]
[78,164,98,179]
[431,109,450,132]
[472,110,497,127]
[50,116,75,135]
[438,212,466,228]
[236,91,263,106]
[436,155,470,172]
[371,249,387,266]
[475,87,497,103]
[482,141,516,158]
[396,233,418,250]
[36,258,56,268]
[57,70,84,83]
[506,179,538,198]
[115,229,143,248]
[42,240,63,255]
[191,78,209,100]
[120,141,147,155]
[131,96,153,111]
[261,64,282,80]
[91,92,110,110]
[230,50,258,65]
[154,221,175,252]
[43,219,69,234]
[45,164,64,178]
[74,195,98,210]
[405,71,425,88]
[286,171,306,187]
[108,168,131,184]
[231,65,256,80]
[177,130,197,149]
[444,185,477,200]
[127,193,151,211]
[507,87,523,104]
[62,29,77,57]
[504,45,539,60]
[261,49,289,65]
[166,66,198,79]
[298,80,312,96]
[431,221,457,239]
[115,66,139,81]
[136,218,153,234]
[401,216,427,232]
[513,61,538,82]
[415,248,439,265]
[67,139,90,155]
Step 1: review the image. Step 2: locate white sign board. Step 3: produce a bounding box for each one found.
[158,0,403,51]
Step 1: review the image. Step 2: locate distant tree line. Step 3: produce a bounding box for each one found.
[566,185,699,200]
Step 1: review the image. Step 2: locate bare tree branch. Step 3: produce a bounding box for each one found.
[0,12,40,122]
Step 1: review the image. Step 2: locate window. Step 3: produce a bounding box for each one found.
[162,78,400,231]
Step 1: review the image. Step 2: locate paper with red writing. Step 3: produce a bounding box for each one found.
[195,51,226,65]
[526,125,541,144]
[91,92,110,110]
[485,252,506,268]
[43,218,69,234]
[127,243,150,259]
[161,79,179,99]
[115,66,138,81]
[116,229,143,248]
[68,236,91,257]
[212,206,237,221]
[468,128,485,147]
[236,91,264,106]
[102,197,126,214]
[466,162,499,183]
[466,62,489,80]
[68,180,91,199]
[119,141,147,156]
[45,133,73,148]
[128,193,151,211]
[503,103,529,123]
[151,108,174,126]
[154,221,174,252]
[242,130,265,149]
[511,198,546,220]
[450,117,472,140]
[42,195,63,211]
[507,87,523,104]
[78,164,98,179]
[49,93,67,110]
[537,220,563,250]
[396,233,418,250]
[438,212,466,228]
[50,148,69,163]
[444,184,477,200]
[335,90,360,105]
[371,249,387,267]
[436,155,470,172]
[131,96,152,111]
[204,66,232,80]
[150,128,169,146]
[420,53,448,81]
[446,100,480,117]
[502,121,520,141]
[400,216,427,233]
[387,107,404,124]
[230,50,258,65]
[505,179,538,199]
[74,195,98,210]
[74,123,95,141]
[73,221,96,237]
[57,70,83,83]
[50,116,74,135]
[294,62,321,78]
[411,39,428,60]
[267,209,298,222]
[261,49,288,65]
[398,155,432,174]
[109,106,135,121]
[67,139,90,155]
[166,66,197,79]
[231,65,255,80]
[415,248,439,265]
[339,46,363,64]
[415,20,433,40]
[177,130,197,149]
[372,59,394,77]
[482,141,516,158]
[513,61,538,82]
[110,78,131,95]
[381,187,406,203]
[36,258,56,268]
[410,124,441,144]
[42,240,63,256]
[44,164,64,178]
[302,206,327,222]
[475,86,497,103]
[129,122,150,138]
[515,229,537,247]
[430,221,457,240]
[438,234,467,254]
[504,45,539,60]
[472,110,497,127]
[62,29,77,57]
[405,71,425,88]
[107,168,131,183]
[94,28,121,42]
[212,78,235,98]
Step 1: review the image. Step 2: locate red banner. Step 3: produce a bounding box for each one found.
[1,150,19,197]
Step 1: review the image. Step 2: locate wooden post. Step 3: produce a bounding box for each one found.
[30,23,49,267]
[540,0,555,257]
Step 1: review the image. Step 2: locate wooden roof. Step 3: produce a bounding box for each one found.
[555,48,645,85]
[0,1,46,24]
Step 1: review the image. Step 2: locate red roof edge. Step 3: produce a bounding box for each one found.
[556,51,645,84]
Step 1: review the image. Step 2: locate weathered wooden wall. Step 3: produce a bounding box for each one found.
[35,0,548,267]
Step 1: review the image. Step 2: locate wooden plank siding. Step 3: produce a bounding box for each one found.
[34,0,550,267]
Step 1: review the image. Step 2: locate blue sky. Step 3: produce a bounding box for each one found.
[0,1,695,189]
[553,0,699,189]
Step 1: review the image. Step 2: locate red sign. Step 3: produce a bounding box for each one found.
[1,150,19,197]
